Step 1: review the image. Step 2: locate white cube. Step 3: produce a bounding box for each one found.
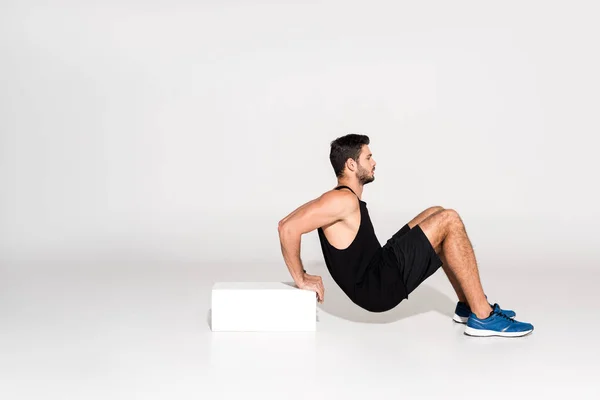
[211,282,317,332]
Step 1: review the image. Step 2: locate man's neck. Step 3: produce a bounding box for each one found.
[336,180,363,199]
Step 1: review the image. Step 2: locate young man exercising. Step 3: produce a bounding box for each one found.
[278,134,533,337]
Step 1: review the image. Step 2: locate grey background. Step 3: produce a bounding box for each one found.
[2,2,600,399]
[2,0,599,266]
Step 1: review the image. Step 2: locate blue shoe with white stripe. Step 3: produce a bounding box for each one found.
[453,299,516,324]
[464,304,533,337]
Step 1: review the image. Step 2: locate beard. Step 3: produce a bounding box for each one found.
[357,165,375,185]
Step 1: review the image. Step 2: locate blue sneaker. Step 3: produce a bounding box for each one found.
[464,304,534,337]
[453,299,516,324]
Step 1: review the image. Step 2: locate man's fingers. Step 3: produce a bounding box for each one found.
[320,280,325,302]
[303,275,324,302]
[312,284,323,303]
[318,284,324,303]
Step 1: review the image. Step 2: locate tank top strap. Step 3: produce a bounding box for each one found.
[334,185,358,198]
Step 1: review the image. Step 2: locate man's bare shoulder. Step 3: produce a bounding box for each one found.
[278,188,359,235]
[319,188,359,210]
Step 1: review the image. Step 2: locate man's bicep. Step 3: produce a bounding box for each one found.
[279,193,351,235]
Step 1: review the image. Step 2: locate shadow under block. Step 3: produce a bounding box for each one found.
[211,282,317,332]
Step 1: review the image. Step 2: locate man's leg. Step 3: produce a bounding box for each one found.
[407,207,468,304]
[418,209,492,319]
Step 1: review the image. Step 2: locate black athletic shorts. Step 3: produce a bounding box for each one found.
[382,223,443,296]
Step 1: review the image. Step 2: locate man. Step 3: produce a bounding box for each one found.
[278,134,533,337]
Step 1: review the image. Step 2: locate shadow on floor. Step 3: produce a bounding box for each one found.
[302,260,456,324]
[315,283,454,324]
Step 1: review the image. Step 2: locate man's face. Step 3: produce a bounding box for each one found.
[356,145,376,185]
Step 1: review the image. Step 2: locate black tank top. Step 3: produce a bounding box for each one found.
[317,186,407,312]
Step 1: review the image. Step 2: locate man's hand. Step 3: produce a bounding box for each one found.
[297,273,325,303]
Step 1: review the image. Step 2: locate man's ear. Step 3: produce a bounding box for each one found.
[345,158,355,173]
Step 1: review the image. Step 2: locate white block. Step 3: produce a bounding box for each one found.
[211,282,316,332]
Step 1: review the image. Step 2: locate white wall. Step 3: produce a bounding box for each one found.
[1,1,599,266]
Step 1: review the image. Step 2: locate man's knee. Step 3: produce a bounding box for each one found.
[418,208,461,250]
[430,209,463,236]
[427,207,461,228]
[443,209,464,228]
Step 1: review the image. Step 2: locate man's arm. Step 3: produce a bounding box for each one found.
[277,190,356,302]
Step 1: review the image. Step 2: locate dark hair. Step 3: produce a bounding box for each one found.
[329,134,370,177]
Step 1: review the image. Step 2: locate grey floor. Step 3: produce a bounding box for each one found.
[1,254,599,400]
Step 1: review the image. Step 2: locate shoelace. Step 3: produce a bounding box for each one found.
[493,311,515,322]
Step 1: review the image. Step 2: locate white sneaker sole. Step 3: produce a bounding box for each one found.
[464,326,534,337]
[452,314,468,324]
